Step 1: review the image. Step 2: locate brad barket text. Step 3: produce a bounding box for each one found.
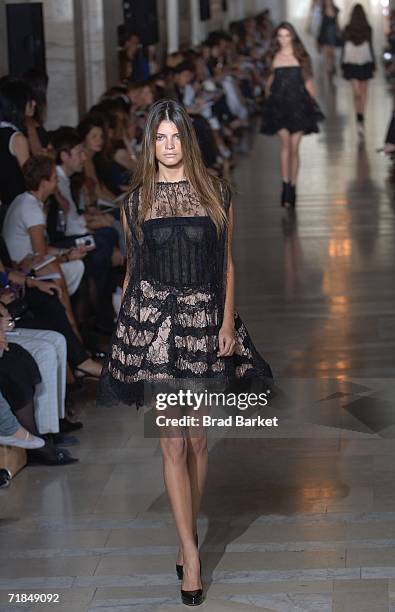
[156,415,279,428]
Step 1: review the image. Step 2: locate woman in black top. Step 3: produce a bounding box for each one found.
[100,100,272,606]
[317,0,341,76]
[0,76,31,224]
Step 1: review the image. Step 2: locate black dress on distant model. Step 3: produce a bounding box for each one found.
[260,66,325,136]
[317,8,340,47]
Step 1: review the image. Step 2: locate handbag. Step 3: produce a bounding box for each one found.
[5,297,31,320]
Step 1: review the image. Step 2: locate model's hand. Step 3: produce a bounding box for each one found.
[217,323,236,357]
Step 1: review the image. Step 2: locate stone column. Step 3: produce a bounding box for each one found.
[102,0,124,89]
[0,0,8,76]
[190,0,206,46]
[166,0,179,53]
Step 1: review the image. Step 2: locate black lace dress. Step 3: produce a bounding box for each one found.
[99,180,272,408]
[260,67,325,136]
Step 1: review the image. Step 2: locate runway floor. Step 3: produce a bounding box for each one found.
[1,72,395,611]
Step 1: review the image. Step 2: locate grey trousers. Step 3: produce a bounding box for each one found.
[10,329,67,434]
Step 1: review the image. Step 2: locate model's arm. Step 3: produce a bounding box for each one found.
[265,73,274,98]
[218,202,236,357]
[305,77,315,97]
[121,207,132,299]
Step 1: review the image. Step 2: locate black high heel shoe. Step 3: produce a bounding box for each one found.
[176,533,198,580]
[181,556,203,606]
[281,182,292,209]
[289,184,297,208]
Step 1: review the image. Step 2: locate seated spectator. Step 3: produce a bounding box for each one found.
[78,116,117,205]
[0,389,44,449]
[0,315,77,465]
[118,29,149,82]
[22,69,52,156]
[50,127,121,330]
[8,323,67,435]
[172,62,220,169]
[2,155,86,329]
[0,76,32,224]
[90,101,136,195]
[0,252,102,383]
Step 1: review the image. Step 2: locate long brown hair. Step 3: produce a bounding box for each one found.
[130,99,228,234]
[344,4,371,45]
[265,22,313,79]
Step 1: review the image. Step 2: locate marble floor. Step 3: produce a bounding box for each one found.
[1,69,395,611]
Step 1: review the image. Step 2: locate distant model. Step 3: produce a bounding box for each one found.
[341,4,375,140]
[317,0,341,76]
[261,22,325,209]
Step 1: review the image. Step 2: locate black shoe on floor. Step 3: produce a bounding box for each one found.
[27,447,79,466]
[289,184,297,208]
[281,181,292,209]
[50,433,80,447]
[60,418,83,433]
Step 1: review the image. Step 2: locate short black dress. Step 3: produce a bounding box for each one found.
[99,180,272,408]
[260,66,325,136]
[317,12,340,47]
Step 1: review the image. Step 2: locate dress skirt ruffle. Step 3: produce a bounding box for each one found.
[99,279,273,409]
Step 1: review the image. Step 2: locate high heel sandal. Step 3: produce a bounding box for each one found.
[281,182,292,209]
[176,533,198,580]
[289,184,297,209]
[181,555,203,606]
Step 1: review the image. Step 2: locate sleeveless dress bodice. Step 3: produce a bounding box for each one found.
[271,66,306,97]
[141,216,218,289]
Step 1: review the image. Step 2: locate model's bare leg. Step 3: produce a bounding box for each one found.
[278,129,291,183]
[290,132,303,186]
[360,81,369,116]
[352,80,363,115]
[177,431,208,566]
[324,45,336,75]
[160,433,202,590]
[352,80,366,138]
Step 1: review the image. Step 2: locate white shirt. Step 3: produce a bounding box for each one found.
[56,165,87,236]
[3,191,46,263]
[343,40,373,65]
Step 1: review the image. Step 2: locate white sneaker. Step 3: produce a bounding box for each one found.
[0,430,45,449]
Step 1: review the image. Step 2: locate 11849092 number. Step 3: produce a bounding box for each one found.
[8,593,60,603]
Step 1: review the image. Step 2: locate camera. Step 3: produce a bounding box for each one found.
[75,235,96,250]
